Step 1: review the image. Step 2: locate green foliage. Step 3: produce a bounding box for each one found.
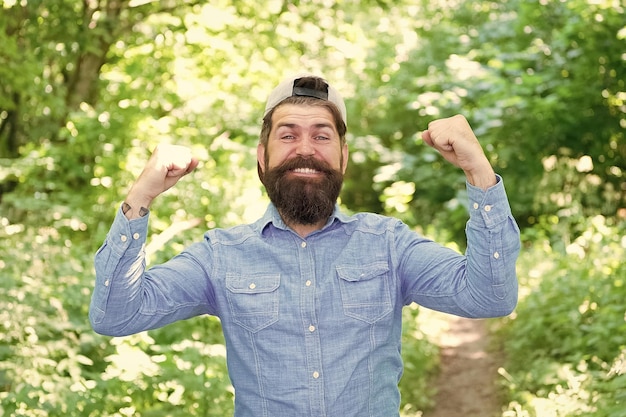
[465,0,626,227]
[2,0,624,235]
[497,216,626,416]
[0,222,235,416]
[1,0,625,415]
[399,305,440,415]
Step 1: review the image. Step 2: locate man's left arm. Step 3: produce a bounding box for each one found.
[405,114,521,316]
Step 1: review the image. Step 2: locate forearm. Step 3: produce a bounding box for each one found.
[119,143,199,221]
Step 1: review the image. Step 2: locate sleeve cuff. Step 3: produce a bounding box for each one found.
[106,203,150,254]
[466,174,513,228]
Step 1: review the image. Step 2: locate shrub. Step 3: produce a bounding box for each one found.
[498,215,626,416]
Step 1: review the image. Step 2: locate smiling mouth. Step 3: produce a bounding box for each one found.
[291,168,320,175]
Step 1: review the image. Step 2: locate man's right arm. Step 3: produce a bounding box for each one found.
[89,144,203,336]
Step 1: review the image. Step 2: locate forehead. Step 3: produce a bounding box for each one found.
[271,104,337,129]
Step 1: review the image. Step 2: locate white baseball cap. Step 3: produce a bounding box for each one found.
[264,74,347,126]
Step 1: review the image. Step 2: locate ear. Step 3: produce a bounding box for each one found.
[257,143,266,173]
[341,143,349,174]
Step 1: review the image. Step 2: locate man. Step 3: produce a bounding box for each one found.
[90,75,520,417]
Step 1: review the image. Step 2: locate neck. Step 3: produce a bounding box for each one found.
[281,216,327,238]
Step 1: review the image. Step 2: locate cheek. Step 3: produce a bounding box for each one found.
[325,151,344,171]
[266,146,294,169]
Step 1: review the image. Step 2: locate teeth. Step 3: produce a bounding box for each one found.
[293,168,318,174]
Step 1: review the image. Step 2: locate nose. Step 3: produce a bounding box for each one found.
[295,138,315,157]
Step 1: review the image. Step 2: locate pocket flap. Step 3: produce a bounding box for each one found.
[336,262,389,282]
[226,273,280,294]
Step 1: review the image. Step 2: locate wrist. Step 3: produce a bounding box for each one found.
[122,202,149,219]
[464,164,497,190]
[123,187,153,219]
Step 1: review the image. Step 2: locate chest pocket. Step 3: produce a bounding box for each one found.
[225,273,280,332]
[336,262,392,324]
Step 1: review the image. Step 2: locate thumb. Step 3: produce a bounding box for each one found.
[420,130,434,148]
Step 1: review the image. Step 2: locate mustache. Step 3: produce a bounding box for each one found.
[271,156,334,176]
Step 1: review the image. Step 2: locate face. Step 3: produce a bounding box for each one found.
[259,104,348,174]
[257,104,349,226]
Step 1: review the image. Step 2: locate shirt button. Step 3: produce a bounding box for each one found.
[120,235,128,242]
[473,202,479,210]
[133,233,140,240]
[301,241,307,248]
[249,283,256,290]
[104,280,110,287]
[312,371,320,379]
[308,325,316,332]
[493,252,500,259]
[305,280,312,287]
[484,205,492,212]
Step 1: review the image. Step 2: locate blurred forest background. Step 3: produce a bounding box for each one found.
[0,0,624,416]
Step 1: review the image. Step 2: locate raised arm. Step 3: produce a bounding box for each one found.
[400,115,520,317]
[89,144,209,336]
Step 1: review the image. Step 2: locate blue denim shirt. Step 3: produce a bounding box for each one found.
[90,176,520,417]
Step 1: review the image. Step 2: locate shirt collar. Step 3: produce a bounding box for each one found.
[254,203,356,235]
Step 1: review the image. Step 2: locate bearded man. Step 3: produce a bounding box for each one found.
[90,75,520,417]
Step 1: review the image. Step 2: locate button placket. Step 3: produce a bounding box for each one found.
[295,236,325,413]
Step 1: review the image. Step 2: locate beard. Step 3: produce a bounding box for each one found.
[260,156,344,226]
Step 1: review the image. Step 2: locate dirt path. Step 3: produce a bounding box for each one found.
[420,312,504,417]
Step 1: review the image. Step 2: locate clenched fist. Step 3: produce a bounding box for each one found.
[124,144,199,219]
[421,115,496,189]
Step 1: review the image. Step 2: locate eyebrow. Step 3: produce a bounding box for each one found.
[275,122,335,131]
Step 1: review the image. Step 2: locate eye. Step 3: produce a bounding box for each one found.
[280,135,296,141]
[315,135,330,141]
